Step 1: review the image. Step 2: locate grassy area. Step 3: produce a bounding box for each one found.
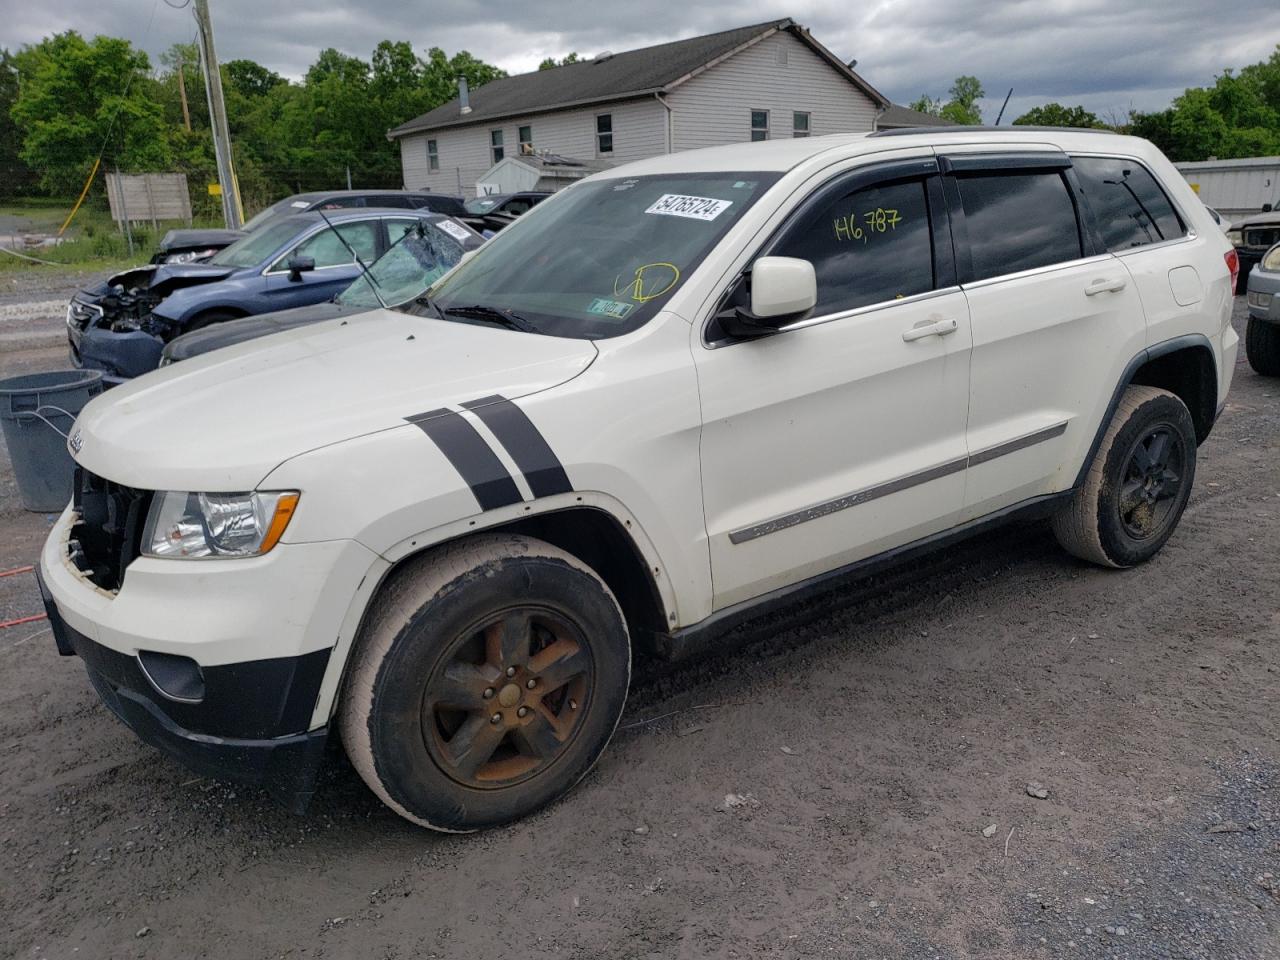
[0,200,222,273]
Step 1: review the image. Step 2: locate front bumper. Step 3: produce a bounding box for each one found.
[38,505,380,810]
[1246,267,1280,325]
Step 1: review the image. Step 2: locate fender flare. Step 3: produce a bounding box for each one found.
[1072,333,1217,490]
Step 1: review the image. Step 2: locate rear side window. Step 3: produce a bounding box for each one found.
[772,178,935,315]
[1071,156,1185,251]
[956,172,1082,281]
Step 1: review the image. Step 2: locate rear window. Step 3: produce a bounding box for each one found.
[417,195,466,216]
[1072,156,1185,251]
[956,171,1082,282]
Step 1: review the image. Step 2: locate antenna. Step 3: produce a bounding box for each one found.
[994,87,1014,126]
[314,207,386,309]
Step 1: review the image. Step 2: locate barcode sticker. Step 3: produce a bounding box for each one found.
[644,194,733,221]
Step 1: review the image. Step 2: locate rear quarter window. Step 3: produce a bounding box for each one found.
[1071,156,1185,252]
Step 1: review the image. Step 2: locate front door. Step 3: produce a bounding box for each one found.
[695,160,973,610]
[262,218,381,311]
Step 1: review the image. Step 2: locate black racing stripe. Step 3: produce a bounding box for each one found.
[461,395,572,498]
[406,408,522,510]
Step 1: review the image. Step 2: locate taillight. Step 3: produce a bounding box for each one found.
[1225,249,1240,291]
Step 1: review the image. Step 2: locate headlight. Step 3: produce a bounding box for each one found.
[1226,229,1242,246]
[1263,244,1280,272]
[142,490,299,559]
[163,248,217,264]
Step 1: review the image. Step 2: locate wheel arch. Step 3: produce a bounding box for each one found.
[1073,334,1218,490]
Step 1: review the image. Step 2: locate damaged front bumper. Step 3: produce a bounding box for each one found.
[67,296,165,383]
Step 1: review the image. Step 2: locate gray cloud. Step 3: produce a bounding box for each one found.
[5,0,1278,122]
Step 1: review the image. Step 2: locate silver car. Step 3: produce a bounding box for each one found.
[1245,241,1280,376]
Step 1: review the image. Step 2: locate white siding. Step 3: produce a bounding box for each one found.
[665,31,878,152]
[1176,157,1280,220]
[398,98,668,197]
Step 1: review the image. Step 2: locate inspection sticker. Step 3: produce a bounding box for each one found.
[435,219,473,243]
[587,297,634,320]
[290,200,310,208]
[644,194,733,221]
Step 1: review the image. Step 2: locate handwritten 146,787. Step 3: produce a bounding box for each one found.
[833,207,903,244]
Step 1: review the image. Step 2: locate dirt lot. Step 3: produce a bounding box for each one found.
[0,275,1275,960]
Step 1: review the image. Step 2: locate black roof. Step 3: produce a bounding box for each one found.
[389,19,887,138]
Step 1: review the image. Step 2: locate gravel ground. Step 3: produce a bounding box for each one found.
[0,292,1275,959]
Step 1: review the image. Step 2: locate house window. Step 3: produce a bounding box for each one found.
[519,125,533,155]
[596,114,613,155]
[793,112,810,138]
[490,129,504,164]
[426,139,439,171]
[751,110,769,142]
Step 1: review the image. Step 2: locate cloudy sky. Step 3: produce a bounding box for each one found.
[6,0,1280,122]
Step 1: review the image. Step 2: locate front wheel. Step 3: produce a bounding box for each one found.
[1052,386,1197,568]
[340,534,630,832]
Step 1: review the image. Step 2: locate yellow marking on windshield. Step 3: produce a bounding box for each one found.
[614,262,680,303]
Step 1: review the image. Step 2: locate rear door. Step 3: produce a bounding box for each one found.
[942,152,1149,518]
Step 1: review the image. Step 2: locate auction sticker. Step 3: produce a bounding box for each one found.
[644,194,733,221]
[435,219,473,242]
[587,297,634,320]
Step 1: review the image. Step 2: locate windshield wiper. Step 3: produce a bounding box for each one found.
[442,304,538,333]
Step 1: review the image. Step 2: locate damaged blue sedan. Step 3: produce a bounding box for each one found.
[66,207,481,382]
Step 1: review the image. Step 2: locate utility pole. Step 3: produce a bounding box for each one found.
[176,54,192,132]
[193,0,242,228]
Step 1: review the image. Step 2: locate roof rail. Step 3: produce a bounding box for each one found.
[869,124,1116,138]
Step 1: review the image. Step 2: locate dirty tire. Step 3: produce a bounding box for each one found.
[1052,386,1197,568]
[340,534,630,832]
[1245,317,1280,377]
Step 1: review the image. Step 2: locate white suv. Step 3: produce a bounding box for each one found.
[38,130,1238,831]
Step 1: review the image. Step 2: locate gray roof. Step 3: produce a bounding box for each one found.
[389,19,888,139]
[875,103,953,129]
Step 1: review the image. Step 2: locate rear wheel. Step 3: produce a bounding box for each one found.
[340,534,630,832]
[1052,386,1197,568]
[1245,317,1280,377]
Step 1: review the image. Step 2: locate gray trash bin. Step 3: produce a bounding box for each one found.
[0,370,104,512]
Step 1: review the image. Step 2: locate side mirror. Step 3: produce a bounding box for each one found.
[718,256,817,340]
[1264,203,1274,213]
[287,255,316,281]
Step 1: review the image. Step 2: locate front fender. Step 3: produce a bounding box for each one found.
[153,277,256,325]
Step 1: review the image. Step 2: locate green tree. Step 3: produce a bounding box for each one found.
[0,49,32,197]
[908,77,984,124]
[11,32,171,193]
[939,76,984,125]
[1013,103,1104,128]
[225,59,284,98]
[538,52,580,70]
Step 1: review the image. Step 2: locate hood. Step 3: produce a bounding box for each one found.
[157,227,246,251]
[162,302,361,363]
[70,310,598,491]
[102,261,238,295]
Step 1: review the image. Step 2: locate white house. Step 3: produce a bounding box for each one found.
[388,19,894,197]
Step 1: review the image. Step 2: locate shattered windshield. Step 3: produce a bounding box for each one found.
[418,172,779,338]
[339,222,470,308]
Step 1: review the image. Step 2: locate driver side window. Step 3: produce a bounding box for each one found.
[772,177,935,316]
[277,221,379,271]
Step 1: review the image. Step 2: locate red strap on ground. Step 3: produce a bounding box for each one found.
[0,613,48,630]
[0,565,34,579]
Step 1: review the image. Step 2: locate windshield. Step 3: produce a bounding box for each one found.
[209,219,301,268]
[241,196,308,233]
[422,173,778,338]
[464,196,501,214]
[338,222,470,308]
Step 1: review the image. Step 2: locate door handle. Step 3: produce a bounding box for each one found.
[1084,276,1127,296]
[902,317,959,342]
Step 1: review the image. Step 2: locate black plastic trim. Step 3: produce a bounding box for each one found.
[56,621,332,812]
[1071,333,1218,490]
[461,395,572,497]
[659,491,1072,661]
[406,408,523,510]
[941,151,1072,172]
